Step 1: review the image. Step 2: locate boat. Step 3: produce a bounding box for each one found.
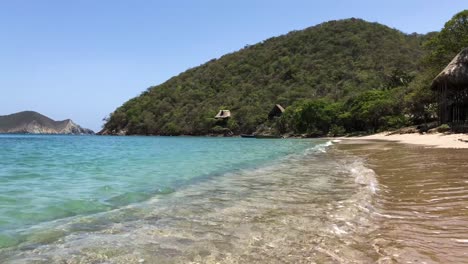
[254,135,283,139]
[240,134,256,138]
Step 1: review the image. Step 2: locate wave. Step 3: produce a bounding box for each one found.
[0,139,384,263]
[349,160,379,194]
[304,140,334,154]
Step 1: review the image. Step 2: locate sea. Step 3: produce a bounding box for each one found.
[0,135,467,263]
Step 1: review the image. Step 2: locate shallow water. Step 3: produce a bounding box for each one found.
[0,135,316,244]
[1,136,467,263]
[340,140,468,263]
[0,135,377,263]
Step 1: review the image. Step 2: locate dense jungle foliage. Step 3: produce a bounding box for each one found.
[102,11,468,136]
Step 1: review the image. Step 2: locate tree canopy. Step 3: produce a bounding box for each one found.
[404,10,468,125]
[424,10,468,70]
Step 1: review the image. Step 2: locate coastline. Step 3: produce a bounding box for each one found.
[2,136,468,262]
[335,140,468,263]
[341,132,468,149]
[10,131,468,150]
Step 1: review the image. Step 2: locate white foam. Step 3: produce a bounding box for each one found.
[305,140,334,154]
[453,239,468,244]
[332,224,348,235]
[374,212,405,219]
[349,161,379,194]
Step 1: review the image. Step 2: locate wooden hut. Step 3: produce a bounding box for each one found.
[268,104,285,120]
[215,110,231,119]
[431,48,468,130]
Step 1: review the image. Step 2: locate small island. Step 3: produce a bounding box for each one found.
[0,111,94,135]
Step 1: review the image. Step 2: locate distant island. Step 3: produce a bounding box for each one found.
[0,111,94,135]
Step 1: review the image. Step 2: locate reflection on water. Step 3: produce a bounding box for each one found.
[1,140,467,263]
[341,140,468,263]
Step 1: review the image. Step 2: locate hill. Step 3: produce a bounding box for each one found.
[101,18,427,136]
[0,111,94,134]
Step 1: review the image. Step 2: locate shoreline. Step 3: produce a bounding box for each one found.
[2,135,467,262]
[336,140,468,263]
[340,132,468,149]
[4,132,468,149]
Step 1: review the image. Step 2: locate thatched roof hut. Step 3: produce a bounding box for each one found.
[268,104,285,120]
[215,110,231,119]
[432,48,468,89]
[431,48,468,128]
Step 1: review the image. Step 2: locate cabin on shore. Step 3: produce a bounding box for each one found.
[431,48,468,131]
[268,104,285,120]
[215,110,231,119]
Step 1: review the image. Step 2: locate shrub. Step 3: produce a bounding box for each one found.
[328,125,346,137]
[436,124,451,133]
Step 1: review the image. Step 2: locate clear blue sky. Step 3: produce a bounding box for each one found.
[0,1,465,131]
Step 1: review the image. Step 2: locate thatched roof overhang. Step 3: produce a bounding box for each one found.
[431,48,468,90]
[215,110,231,119]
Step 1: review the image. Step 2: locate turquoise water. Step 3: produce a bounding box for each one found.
[0,135,320,249]
[3,135,464,263]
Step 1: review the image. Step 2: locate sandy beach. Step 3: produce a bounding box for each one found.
[336,140,468,263]
[344,132,468,149]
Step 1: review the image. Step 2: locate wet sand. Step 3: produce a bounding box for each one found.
[339,140,468,263]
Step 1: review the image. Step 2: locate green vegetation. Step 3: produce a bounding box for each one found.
[103,12,468,136]
[436,124,451,133]
[425,10,468,71]
[405,10,468,125]
[279,77,411,136]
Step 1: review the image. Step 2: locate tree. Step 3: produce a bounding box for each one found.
[141,111,157,135]
[346,89,406,132]
[424,10,468,70]
[284,99,342,136]
[405,10,468,124]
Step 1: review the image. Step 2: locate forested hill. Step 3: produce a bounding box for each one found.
[102,18,427,136]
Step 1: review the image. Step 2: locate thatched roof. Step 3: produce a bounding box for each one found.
[268,104,285,119]
[432,48,468,89]
[215,110,231,119]
[274,104,285,113]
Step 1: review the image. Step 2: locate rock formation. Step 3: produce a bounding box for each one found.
[0,111,94,135]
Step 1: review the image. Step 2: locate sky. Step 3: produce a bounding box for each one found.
[0,1,466,131]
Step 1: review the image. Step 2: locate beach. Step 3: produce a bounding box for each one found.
[1,135,467,263]
[343,132,468,149]
[337,140,468,263]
